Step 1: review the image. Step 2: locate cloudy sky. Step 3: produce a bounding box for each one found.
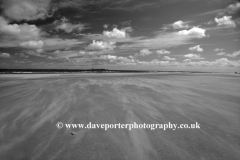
[0,0,240,71]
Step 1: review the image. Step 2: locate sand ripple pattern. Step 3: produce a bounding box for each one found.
[0,74,240,160]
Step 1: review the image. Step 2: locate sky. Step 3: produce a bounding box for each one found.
[0,0,240,72]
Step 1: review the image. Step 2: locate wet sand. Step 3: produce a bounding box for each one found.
[0,73,240,160]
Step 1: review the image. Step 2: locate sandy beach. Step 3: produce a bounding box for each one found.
[0,73,239,160]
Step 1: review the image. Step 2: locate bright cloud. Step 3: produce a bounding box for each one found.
[178,27,206,38]
[214,16,236,28]
[100,55,118,60]
[172,20,189,29]
[213,58,240,67]
[184,53,204,60]
[103,27,132,39]
[19,40,44,49]
[86,40,116,50]
[139,49,152,56]
[100,55,135,65]
[103,28,126,38]
[163,56,175,61]
[133,49,153,57]
[156,49,170,55]
[0,53,11,58]
[0,16,41,40]
[189,45,203,52]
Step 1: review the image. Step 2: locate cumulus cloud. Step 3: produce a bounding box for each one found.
[19,40,44,49]
[139,49,152,56]
[99,55,135,65]
[178,27,206,38]
[84,28,136,44]
[100,55,118,60]
[189,45,203,52]
[156,49,170,55]
[183,58,240,67]
[95,56,240,67]
[214,16,236,28]
[103,28,126,38]
[2,0,50,21]
[226,50,240,57]
[184,53,204,60]
[103,27,132,39]
[87,27,207,51]
[0,53,11,58]
[137,59,171,66]
[0,16,41,40]
[55,17,85,33]
[103,24,109,29]
[114,57,240,67]
[163,56,175,61]
[86,40,116,50]
[133,49,153,57]
[213,58,240,67]
[217,50,240,57]
[172,20,189,29]
[226,2,240,14]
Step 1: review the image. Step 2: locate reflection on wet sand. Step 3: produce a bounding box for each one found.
[0,74,240,160]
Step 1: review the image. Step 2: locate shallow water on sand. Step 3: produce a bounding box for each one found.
[0,73,240,160]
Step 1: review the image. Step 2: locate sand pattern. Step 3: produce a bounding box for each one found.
[0,74,240,160]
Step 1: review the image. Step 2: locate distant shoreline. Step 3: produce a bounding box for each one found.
[0,69,219,74]
[1,72,239,80]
